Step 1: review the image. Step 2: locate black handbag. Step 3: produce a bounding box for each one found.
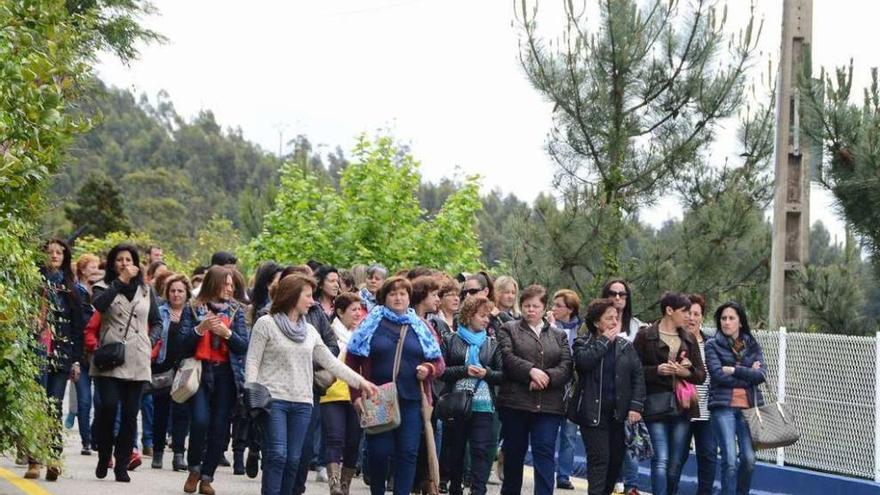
[146,369,175,393]
[644,390,677,419]
[435,379,479,423]
[243,382,273,416]
[93,301,138,372]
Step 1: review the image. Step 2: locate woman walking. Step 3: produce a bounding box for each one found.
[91,244,161,483]
[633,292,705,495]
[496,284,572,495]
[346,276,445,495]
[570,299,645,495]
[247,275,377,495]
[705,302,766,495]
[320,292,367,494]
[439,295,504,495]
[178,266,249,495]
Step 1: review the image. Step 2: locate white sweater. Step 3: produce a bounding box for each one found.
[246,314,363,404]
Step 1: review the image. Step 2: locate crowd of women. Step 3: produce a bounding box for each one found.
[28,239,769,495]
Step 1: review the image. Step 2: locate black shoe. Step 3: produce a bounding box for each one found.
[96,459,110,479]
[438,480,449,494]
[557,479,575,490]
[81,447,93,456]
[233,451,245,475]
[218,454,230,467]
[114,468,131,483]
[245,451,259,479]
[172,453,187,472]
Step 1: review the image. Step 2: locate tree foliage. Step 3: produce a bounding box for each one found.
[246,135,483,273]
[64,174,132,238]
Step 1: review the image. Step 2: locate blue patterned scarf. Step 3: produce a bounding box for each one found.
[359,287,377,312]
[456,324,487,367]
[348,305,441,359]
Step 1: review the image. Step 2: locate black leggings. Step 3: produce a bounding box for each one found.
[94,377,144,471]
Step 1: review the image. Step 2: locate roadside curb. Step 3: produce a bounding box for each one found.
[0,467,53,495]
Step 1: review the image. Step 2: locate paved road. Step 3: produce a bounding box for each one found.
[0,430,585,495]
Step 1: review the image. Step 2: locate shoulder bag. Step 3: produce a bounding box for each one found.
[435,378,479,423]
[743,384,800,450]
[93,300,138,371]
[171,357,202,403]
[360,325,408,434]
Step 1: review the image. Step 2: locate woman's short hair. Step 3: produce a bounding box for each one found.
[584,298,617,335]
[313,265,339,300]
[689,293,707,314]
[438,276,460,298]
[519,284,548,307]
[376,276,412,306]
[270,274,317,315]
[75,253,100,280]
[163,274,193,301]
[410,276,440,307]
[659,291,691,316]
[552,289,581,316]
[459,295,494,329]
[334,292,362,318]
[147,260,167,279]
[366,263,388,279]
[153,270,174,297]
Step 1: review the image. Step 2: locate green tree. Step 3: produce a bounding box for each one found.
[64,174,132,238]
[246,135,483,273]
[0,0,157,462]
[515,0,762,283]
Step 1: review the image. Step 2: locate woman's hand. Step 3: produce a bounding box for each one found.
[467,365,487,378]
[118,265,139,284]
[657,363,676,376]
[752,361,762,370]
[360,380,379,399]
[679,357,692,368]
[416,365,429,381]
[353,397,364,415]
[671,361,691,378]
[627,410,642,424]
[545,311,556,326]
[69,362,81,382]
[722,366,735,375]
[529,380,546,391]
[529,367,550,388]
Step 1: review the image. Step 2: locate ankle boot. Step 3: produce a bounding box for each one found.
[233,451,245,475]
[151,450,164,469]
[327,463,343,495]
[198,480,215,495]
[172,453,187,472]
[340,466,356,495]
[24,463,41,479]
[184,471,200,493]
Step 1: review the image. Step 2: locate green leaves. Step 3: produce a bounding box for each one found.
[246,135,483,273]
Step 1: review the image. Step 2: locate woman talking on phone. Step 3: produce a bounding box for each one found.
[177,266,249,495]
[91,244,162,483]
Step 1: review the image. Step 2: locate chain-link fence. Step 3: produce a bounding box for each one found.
[751,329,878,481]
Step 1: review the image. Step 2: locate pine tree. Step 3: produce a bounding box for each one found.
[65,175,132,238]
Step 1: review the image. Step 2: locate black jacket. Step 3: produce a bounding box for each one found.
[570,334,645,426]
[496,319,572,415]
[440,331,504,402]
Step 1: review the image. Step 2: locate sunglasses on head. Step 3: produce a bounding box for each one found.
[608,290,628,298]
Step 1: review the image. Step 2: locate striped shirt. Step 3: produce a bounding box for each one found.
[694,337,710,421]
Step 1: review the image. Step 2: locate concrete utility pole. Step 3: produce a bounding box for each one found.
[768,0,814,330]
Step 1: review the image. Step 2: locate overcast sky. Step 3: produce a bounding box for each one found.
[97,0,880,244]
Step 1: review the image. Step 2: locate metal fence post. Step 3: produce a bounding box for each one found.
[874,331,880,482]
[776,327,787,467]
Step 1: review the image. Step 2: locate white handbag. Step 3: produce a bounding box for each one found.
[171,358,202,403]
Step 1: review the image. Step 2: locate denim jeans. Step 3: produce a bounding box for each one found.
[555,419,579,483]
[262,400,313,495]
[93,377,143,472]
[153,390,188,454]
[712,407,755,495]
[647,416,691,495]
[682,420,718,495]
[293,395,323,495]
[39,370,70,457]
[187,364,236,481]
[499,407,562,495]
[321,402,362,469]
[446,412,494,495]
[366,399,423,495]
[622,449,641,490]
[140,392,154,449]
[73,363,93,449]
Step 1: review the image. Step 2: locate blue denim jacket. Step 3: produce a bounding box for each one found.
[178,301,249,388]
[704,332,766,409]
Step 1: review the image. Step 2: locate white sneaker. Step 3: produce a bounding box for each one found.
[316,466,328,482]
[613,482,625,494]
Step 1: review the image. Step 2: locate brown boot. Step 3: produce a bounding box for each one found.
[327,463,343,495]
[45,465,61,481]
[198,480,215,495]
[340,467,356,495]
[24,463,41,479]
[183,471,200,493]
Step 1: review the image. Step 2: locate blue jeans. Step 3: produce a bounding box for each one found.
[622,449,640,490]
[187,364,236,481]
[293,395,322,495]
[140,392,154,449]
[682,420,718,495]
[647,417,690,495]
[263,400,313,495]
[712,407,755,495]
[499,407,562,495]
[366,399,423,495]
[39,370,70,457]
[555,420,578,483]
[73,364,93,449]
